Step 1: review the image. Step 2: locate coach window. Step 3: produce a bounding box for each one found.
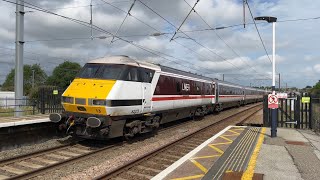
[206,84,210,95]
[176,81,181,93]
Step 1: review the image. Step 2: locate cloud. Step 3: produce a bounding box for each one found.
[0,0,320,88]
[314,64,320,73]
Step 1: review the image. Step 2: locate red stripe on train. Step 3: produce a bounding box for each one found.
[152,95,215,101]
[151,95,246,101]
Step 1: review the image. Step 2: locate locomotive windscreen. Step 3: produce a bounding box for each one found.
[77,64,124,80]
[76,63,154,82]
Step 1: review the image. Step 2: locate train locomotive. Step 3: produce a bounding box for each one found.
[49,56,266,140]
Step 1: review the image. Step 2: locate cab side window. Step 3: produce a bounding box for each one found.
[125,67,140,82]
[140,68,155,83]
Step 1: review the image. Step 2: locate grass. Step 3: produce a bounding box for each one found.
[312,103,320,132]
[0,106,37,117]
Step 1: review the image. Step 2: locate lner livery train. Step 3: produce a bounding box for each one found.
[50,56,266,139]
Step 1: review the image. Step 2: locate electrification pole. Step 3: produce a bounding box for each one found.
[32,69,35,88]
[278,73,280,91]
[90,0,93,40]
[254,16,278,137]
[271,20,277,137]
[15,0,24,117]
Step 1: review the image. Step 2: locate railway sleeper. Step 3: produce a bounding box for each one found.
[122,171,152,180]
[130,166,159,176]
[136,165,162,173]
[151,157,176,164]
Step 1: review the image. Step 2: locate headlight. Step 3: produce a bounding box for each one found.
[92,99,107,106]
[62,96,74,104]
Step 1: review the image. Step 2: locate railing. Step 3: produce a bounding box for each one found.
[263,95,317,130]
[0,98,37,117]
[38,87,64,114]
[312,98,320,133]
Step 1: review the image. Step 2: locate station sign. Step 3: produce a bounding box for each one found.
[277,93,287,99]
[268,94,278,109]
[53,90,59,95]
[301,97,310,104]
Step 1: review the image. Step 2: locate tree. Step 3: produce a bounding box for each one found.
[311,80,320,97]
[47,61,81,89]
[2,64,47,96]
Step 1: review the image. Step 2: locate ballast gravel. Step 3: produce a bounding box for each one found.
[1,104,259,180]
[55,105,258,180]
[0,136,75,161]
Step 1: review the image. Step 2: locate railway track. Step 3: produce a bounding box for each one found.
[0,103,261,180]
[94,104,262,180]
[0,140,121,180]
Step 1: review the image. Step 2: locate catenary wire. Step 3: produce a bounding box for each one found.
[98,0,229,75]
[182,0,266,78]
[170,0,200,41]
[136,0,244,71]
[245,0,272,64]
[110,0,136,43]
[11,0,215,76]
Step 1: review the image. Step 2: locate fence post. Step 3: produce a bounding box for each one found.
[309,96,313,129]
[263,95,269,127]
[295,95,301,129]
[301,97,304,129]
[40,88,45,114]
[32,99,36,115]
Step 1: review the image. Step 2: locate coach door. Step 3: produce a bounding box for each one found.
[212,82,216,104]
[141,68,153,113]
[215,83,219,103]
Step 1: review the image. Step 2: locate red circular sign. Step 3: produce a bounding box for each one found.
[268,95,278,104]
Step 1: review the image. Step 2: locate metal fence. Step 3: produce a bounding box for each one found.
[0,87,65,117]
[0,98,37,116]
[312,98,320,132]
[38,86,64,114]
[263,95,318,131]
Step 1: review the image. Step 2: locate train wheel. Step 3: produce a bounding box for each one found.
[123,120,141,140]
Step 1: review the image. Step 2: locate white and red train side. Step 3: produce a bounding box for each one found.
[50,56,267,139]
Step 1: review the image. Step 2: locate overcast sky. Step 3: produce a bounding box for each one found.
[0,0,319,88]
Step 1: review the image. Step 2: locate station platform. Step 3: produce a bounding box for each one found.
[0,114,50,128]
[153,126,320,180]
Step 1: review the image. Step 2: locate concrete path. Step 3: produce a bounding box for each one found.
[255,128,320,180]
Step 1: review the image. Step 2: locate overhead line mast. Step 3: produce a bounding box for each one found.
[14,0,24,117]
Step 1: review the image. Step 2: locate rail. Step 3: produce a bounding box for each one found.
[94,104,262,179]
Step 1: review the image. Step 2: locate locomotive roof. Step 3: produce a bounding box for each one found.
[88,56,161,71]
[159,65,213,81]
[87,56,265,92]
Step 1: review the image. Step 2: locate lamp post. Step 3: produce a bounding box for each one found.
[254,16,278,137]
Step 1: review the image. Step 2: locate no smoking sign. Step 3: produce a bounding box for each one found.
[268,94,278,109]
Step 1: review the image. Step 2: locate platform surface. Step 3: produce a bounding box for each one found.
[0,114,50,128]
[153,126,320,180]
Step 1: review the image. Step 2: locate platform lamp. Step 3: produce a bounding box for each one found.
[254,16,278,137]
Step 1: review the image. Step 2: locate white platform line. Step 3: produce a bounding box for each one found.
[0,118,50,128]
[152,125,240,180]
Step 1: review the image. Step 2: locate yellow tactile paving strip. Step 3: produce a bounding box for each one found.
[164,127,245,180]
[241,128,266,180]
[209,127,261,180]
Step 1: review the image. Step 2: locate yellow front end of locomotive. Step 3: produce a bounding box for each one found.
[61,78,116,115]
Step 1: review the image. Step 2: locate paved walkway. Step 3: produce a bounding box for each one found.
[0,114,50,128]
[255,128,320,180]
